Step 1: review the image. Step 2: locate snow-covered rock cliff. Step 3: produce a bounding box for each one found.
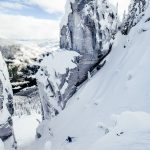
[0,52,16,150]
[60,0,118,54]
[36,50,80,120]
[36,0,120,122]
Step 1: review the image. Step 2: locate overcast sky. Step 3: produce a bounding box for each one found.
[0,0,130,40]
[0,0,67,39]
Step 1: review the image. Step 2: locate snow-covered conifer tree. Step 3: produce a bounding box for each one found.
[122,0,147,34]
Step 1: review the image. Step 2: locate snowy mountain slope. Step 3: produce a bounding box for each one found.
[36,5,150,150]
[15,39,59,63]
[0,38,59,65]
[90,111,150,150]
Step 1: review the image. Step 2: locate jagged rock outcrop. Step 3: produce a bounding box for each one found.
[0,52,17,149]
[36,51,80,120]
[60,0,118,55]
[60,0,119,102]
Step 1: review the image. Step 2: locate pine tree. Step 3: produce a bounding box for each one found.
[93,0,119,52]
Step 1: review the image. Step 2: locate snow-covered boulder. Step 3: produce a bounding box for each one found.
[0,52,16,149]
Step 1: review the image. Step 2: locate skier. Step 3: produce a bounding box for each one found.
[66,136,72,143]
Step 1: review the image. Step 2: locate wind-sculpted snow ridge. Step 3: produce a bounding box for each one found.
[0,52,17,150]
[36,50,80,121]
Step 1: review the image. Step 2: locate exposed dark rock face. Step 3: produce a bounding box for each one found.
[0,52,17,150]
